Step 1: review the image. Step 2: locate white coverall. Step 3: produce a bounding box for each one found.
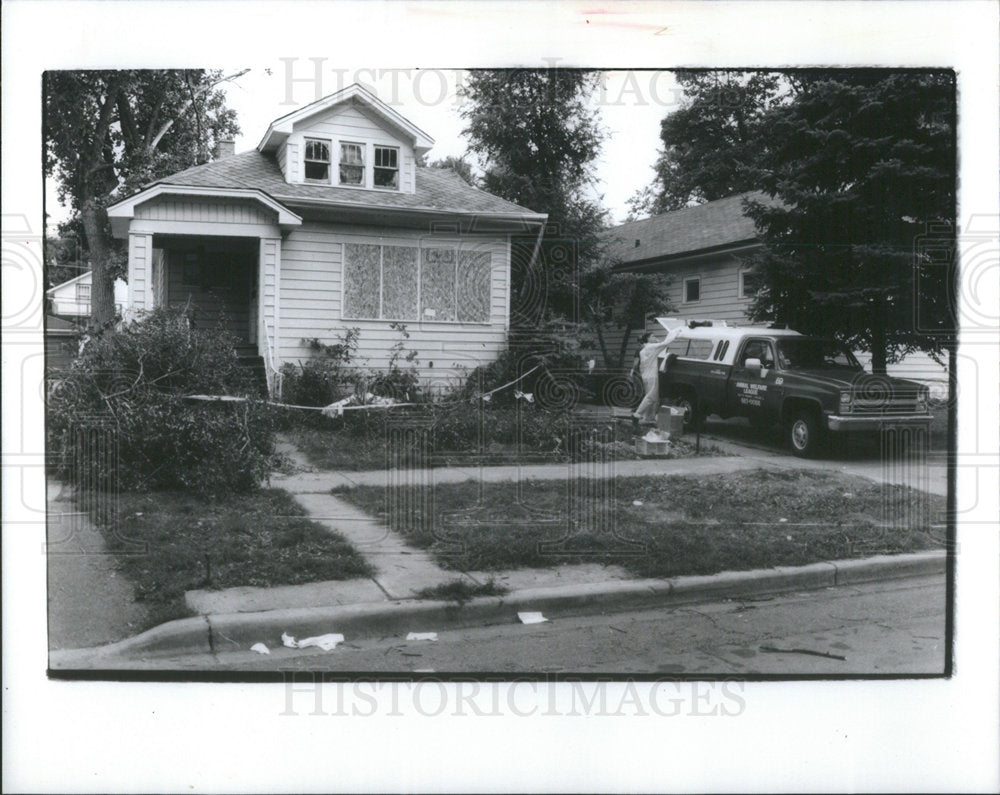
[632,327,682,424]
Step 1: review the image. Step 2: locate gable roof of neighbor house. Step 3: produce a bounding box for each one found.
[46,269,92,294]
[606,191,776,268]
[155,150,544,219]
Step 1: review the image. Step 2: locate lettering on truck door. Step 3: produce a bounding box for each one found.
[728,339,781,423]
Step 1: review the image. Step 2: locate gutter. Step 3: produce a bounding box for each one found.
[277,194,548,226]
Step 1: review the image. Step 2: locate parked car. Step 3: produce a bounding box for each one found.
[655,318,932,457]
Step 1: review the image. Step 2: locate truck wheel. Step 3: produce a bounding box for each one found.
[674,393,699,431]
[788,410,823,457]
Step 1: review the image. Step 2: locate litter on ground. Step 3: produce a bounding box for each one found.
[297,633,345,651]
[406,632,438,642]
[250,643,270,655]
[281,632,298,648]
[518,611,548,625]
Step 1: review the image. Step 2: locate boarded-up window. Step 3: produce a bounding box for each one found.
[456,250,491,322]
[343,241,493,323]
[420,248,457,321]
[382,245,418,320]
[343,243,381,318]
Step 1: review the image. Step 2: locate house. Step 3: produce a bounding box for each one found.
[46,270,128,319]
[45,314,81,371]
[107,84,547,395]
[605,192,948,388]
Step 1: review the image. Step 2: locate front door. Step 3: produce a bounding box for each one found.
[728,338,781,423]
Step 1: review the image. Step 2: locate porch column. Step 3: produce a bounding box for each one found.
[127,232,154,315]
[258,237,282,391]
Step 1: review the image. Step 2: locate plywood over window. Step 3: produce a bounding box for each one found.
[382,245,418,319]
[343,243,381,318]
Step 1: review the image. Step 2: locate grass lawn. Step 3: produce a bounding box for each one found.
[97,488,373,628]
[334,468,945,578]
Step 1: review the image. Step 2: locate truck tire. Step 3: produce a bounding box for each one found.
[788,409,824,457]
[674,392,700,431]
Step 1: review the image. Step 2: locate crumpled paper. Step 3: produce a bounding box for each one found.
[406,632,438,642]
[250,642,270,655]
[296,633,345,651]
[517,612,548,625]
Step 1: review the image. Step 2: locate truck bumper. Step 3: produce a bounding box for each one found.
[825,413,933,432]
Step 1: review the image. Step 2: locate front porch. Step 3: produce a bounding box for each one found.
[110,185,300,395]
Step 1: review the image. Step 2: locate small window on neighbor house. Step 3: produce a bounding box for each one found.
[684,277,701,303]
[339,142,365,186]
[304,139,331,182]
[739,269,759,299]
[76,283,91,302]
[374,146,399,189]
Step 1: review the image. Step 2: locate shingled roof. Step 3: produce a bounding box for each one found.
[155,150,542,217]
[605,192,774,266]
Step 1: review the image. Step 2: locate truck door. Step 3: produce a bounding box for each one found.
[728,339,781,423]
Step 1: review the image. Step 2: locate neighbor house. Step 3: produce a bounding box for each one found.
[107,84,547,395]
[605,193,947,387]
[46,270,128,319]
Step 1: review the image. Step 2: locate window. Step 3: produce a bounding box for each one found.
[739,340,775,369]
[339,142,365,186]
[304,139,330,182]
[374,146,399,189]
[685,339,714,360]
[683,277,701,303]
[343,242,492,323]
[739,269,759,299]
[76,283,91,302]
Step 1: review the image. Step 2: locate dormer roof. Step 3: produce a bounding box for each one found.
[257,83,435,156]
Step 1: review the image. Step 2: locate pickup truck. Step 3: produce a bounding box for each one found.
[655,320,932,457]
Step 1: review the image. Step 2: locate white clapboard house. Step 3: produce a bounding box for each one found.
[46,270,128,319]
[106,83,547,395]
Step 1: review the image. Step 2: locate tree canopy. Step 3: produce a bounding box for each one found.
[627,71,789,218]
[459,70,608,326]
[44,69,243,324]
[743,72,956,372]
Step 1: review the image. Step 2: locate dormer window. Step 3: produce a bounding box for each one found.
[304,139,330,182]
[339,142,365,186]
[374,146,399,189]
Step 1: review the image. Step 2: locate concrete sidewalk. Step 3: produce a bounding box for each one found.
[46,479,151,650]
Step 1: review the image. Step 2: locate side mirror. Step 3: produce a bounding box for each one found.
[744,357,762,375]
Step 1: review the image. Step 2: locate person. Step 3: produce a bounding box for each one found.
[632,326,683,424]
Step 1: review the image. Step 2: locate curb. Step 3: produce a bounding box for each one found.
[49,549,946,667]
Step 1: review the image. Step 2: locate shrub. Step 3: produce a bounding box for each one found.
[47,307,275,495]
[280,328,360,407]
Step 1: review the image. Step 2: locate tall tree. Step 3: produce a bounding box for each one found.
[628,71,788,218]
[43,70,244,325]
[459,70,607,325]
[743,72,956,372]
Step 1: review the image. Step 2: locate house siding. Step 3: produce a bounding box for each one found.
[277,222,509,385]
[135,196,277,226]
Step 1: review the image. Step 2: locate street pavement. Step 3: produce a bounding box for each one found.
[143,575,948,675]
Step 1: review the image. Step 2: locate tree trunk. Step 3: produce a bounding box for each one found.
[870,325,888,374]
[81,200,116,327]
[593,319,613,369]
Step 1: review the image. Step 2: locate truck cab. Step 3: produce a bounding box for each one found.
[655,319,932,457]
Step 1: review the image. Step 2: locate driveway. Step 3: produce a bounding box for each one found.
[695,417,949,497]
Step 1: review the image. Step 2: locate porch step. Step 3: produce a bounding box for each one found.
[234,343,259,360]
[236,354,268,397]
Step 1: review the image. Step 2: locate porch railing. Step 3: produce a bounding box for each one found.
[261,318,282,399]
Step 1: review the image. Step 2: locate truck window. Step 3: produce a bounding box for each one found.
[686,339,714,360]
[739,340,775,368]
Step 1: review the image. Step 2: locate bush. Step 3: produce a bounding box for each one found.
[48,307,275,495]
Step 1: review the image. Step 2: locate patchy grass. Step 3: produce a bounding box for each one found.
[334,469,945,578]
[287,407,716,472]
[415,578,509,604]
[94,488,373,628]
